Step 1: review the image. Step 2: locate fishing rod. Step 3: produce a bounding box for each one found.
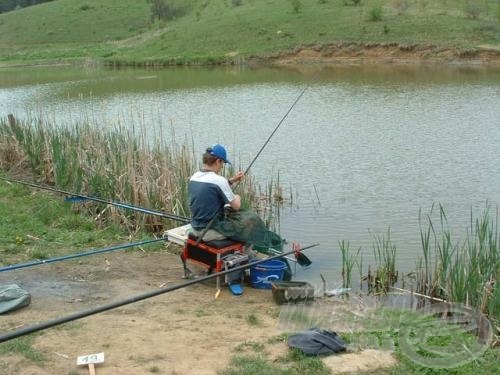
[0,243,319,343]
[241,84,309,178]
[197,82,311,244]
[0,176,190,224]
[0,237,165,273]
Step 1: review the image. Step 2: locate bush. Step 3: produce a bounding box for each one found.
[343,0,362,5]
[79,4,91,11]
[290,0,302,13]
[148,0,184,22]
[368,5,383,22]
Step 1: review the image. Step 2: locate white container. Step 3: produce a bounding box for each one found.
[165,224,192,245]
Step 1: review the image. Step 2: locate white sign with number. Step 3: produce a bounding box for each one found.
[77,352,105,366]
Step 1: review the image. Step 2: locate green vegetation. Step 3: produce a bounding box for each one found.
[0,178,131,265]
[220,350,330,375]
[336,205,499,335]
[221,307,499,374]
[245,313,261,326]
[339,239,360,288]
[0,336,45,364]
[0,114,272,234]
[416,204,499,322]
[0,0,499,66]
[0,114,194,233]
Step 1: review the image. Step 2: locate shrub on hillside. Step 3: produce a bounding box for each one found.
[368,5,383,22]
[343,0,362,5]
[148,0,184,22]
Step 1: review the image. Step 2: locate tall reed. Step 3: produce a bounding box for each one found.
[0,115,260,233]
[417,204,499,320]
[370,229,398,293]
[339,239,361,289]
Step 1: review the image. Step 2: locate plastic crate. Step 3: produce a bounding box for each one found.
[271,281,315,305]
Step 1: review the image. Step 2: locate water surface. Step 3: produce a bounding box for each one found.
[1,64,499,286]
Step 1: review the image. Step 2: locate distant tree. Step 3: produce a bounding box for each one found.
[0,0,53,14]
[148,0,175,21]
[147,0,183,22]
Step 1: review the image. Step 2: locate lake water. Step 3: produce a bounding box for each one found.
[1,64,500,286]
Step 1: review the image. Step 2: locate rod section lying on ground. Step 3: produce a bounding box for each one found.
[0,238,165,273]
[0,243,318,343]
[0,176,191,223]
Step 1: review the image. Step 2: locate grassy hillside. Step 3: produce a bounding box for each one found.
[0,0,499,65]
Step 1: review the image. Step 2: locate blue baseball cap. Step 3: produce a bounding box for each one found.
[207,144,231,164]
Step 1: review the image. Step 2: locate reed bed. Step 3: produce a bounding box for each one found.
[340,206,498,326]
[417,204,499,319]
[0,114,264,233]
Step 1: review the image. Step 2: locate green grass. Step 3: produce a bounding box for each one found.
[0,179,135,266]
[220,350,330,375]
[0,336,46,364]
[0,0,499,65]
[245,313,261,326]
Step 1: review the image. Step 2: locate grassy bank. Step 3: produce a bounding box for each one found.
[0,178,135,266]
[0,0,499,66]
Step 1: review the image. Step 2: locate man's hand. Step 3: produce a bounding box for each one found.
[229,171,244,185]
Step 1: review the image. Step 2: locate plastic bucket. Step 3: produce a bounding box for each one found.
[250,259,287,289]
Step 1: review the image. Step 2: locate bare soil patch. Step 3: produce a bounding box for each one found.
[264,43,500,66]
[0,248,396,374]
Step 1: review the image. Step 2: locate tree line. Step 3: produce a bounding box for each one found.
[0,0,53,13]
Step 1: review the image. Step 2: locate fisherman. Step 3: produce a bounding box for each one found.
[188,144,244,241]
[188,144,279,251]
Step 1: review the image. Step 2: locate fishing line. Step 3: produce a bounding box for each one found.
[0,176,190,223]
[0,243,319,343]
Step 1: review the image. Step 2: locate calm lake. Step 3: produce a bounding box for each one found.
[1,64,500,286]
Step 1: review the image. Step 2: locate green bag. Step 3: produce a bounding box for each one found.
[0,284,31,314]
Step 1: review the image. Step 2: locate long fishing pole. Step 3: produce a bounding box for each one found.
[197,83,311,244]
[0,176,190,223]
[0,237,165,273]
[241,84,309,178]
[0,243,319,343]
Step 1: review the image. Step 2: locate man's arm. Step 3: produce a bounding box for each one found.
[230,194,241,211]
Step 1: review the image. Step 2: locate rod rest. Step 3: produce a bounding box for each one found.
[188,233,241,249]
